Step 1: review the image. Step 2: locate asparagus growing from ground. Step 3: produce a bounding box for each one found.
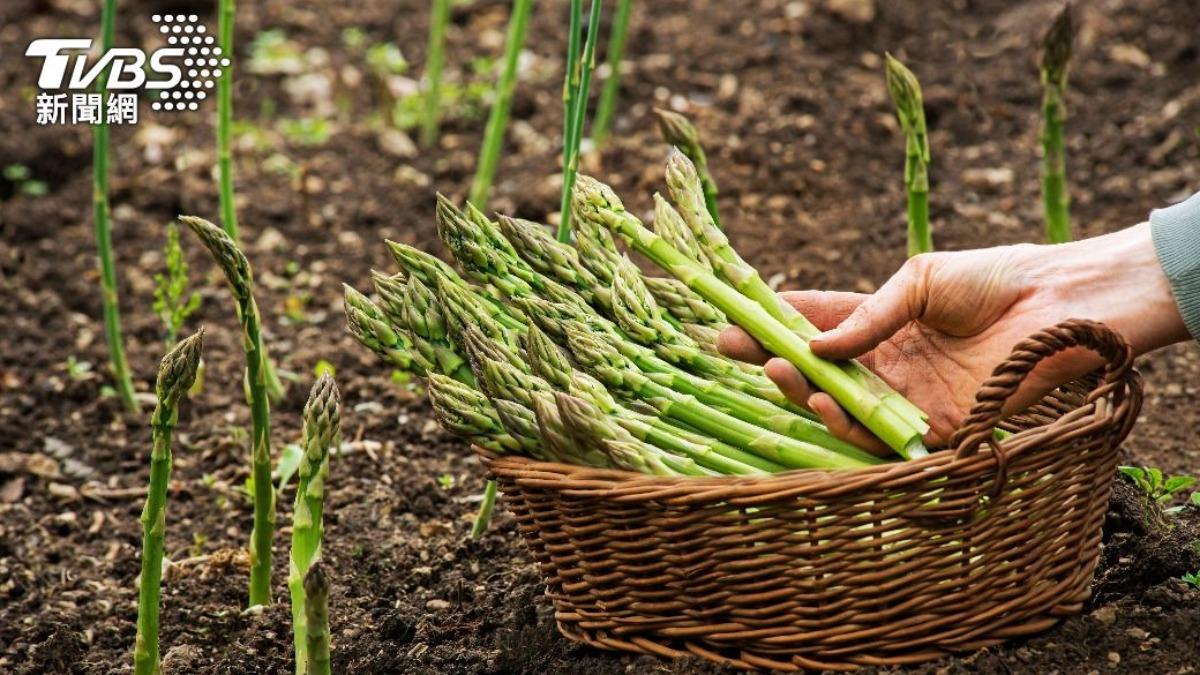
[557,0,604,242]
[133,330,204,675]
[93,0,139,414]
[590,0,634,148]
[303,561,331,675]
[469,0,535,207]
[342,285,424,375]
[659,153,930,438]
[290,375,340,675]
[655,108,720,228]
[217,0,239,241]
[420,0,451,147]
[179,216,276,605]
[883,53,932,256]
[575,176,929,459]
[1041,4,1074,243]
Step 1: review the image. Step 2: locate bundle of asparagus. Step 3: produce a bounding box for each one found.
[345,152,931,494]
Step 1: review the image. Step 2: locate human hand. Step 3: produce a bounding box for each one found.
[718,223,1186,451]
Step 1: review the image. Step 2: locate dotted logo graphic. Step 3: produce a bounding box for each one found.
[150,14,230,112]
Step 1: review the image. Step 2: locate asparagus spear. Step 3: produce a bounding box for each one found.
[643,277,726,326]
[178,215,278,606]
[496,215,613,311]
[610,254,803,411]
[519,293,856,455]
[342,285,424,375]
[385,240,525,330]
[562,323,880,468]
[574,176,929,458]
[435,274,522,353]
[428,372,538,454]
[289,375,340,675]
[302,560,331,675]
[680,321,726,355]
[529,390,607,467]
[436,196,589,310]
[554,391,712,477]
[884,53,932,256]
[652,192,713,271]
[1041,5,1074,243]
[525,324,781,474]
[133,329,204,675]
[654,108,720,228]
[372,272,474,385]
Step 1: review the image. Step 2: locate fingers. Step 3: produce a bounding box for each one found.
[717,290,868,364]
[810,255,934,360]
[807,394,892,456]
[764,358,814,405]
[717,326,772,364]
[777,290,866,332]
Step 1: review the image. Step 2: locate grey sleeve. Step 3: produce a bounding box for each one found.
[1151,190,1200,340]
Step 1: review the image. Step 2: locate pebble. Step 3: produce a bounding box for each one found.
[1091,605,1117,625]
[1126,627,1149,640]
[425,599,450,611]
[962,167,1014,190]
[824,0,875,24]
[1107,651,1120,666]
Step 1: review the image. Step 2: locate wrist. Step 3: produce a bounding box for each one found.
[1031,223,1188,354]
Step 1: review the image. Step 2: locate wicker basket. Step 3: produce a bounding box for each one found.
[480,319,1142,671]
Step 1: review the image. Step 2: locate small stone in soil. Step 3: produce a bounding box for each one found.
[425,599,450,611]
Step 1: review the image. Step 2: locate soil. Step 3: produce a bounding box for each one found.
[2,0,1199,673]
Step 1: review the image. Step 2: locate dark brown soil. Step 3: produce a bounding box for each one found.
[2,0,1199,673]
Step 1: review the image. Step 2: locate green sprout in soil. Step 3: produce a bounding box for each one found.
[278,118,333,147]
[1119,466,1197,503]
[654,108,720,229]
[590,0,633,149]
[92,0,139,414]
[217,0,240,241]
[556,0,603,243]
[421,0,451,147]
[884,53,932,256]
[133,329,203,675]
[468,0,534,208]
[302,560,331,675]
[3,164,48,196]
[153,223,202,346]
[1183,571,1200,588]
[1041,4,1074,243]
[290,375,340,674]
[179,216,279,607]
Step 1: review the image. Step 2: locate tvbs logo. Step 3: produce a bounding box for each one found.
[25,14,229,125]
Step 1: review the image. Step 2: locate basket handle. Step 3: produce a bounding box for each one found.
[948,318,1134,459]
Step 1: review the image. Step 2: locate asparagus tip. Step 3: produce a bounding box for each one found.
[1041,4,1074,85]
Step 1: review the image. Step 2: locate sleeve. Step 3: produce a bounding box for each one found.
[1150,190,1200,341]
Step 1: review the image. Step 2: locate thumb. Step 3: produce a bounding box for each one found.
[810,255,932,359]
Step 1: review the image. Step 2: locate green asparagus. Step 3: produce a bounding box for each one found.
[179,215,278,606]
[573,176,930,459]
[302,560,331,675]
[1041,5,1074,243]
[133,329,204,675]
[289,375,340,675]
[884,53,932,256]
[654,108,720,228]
